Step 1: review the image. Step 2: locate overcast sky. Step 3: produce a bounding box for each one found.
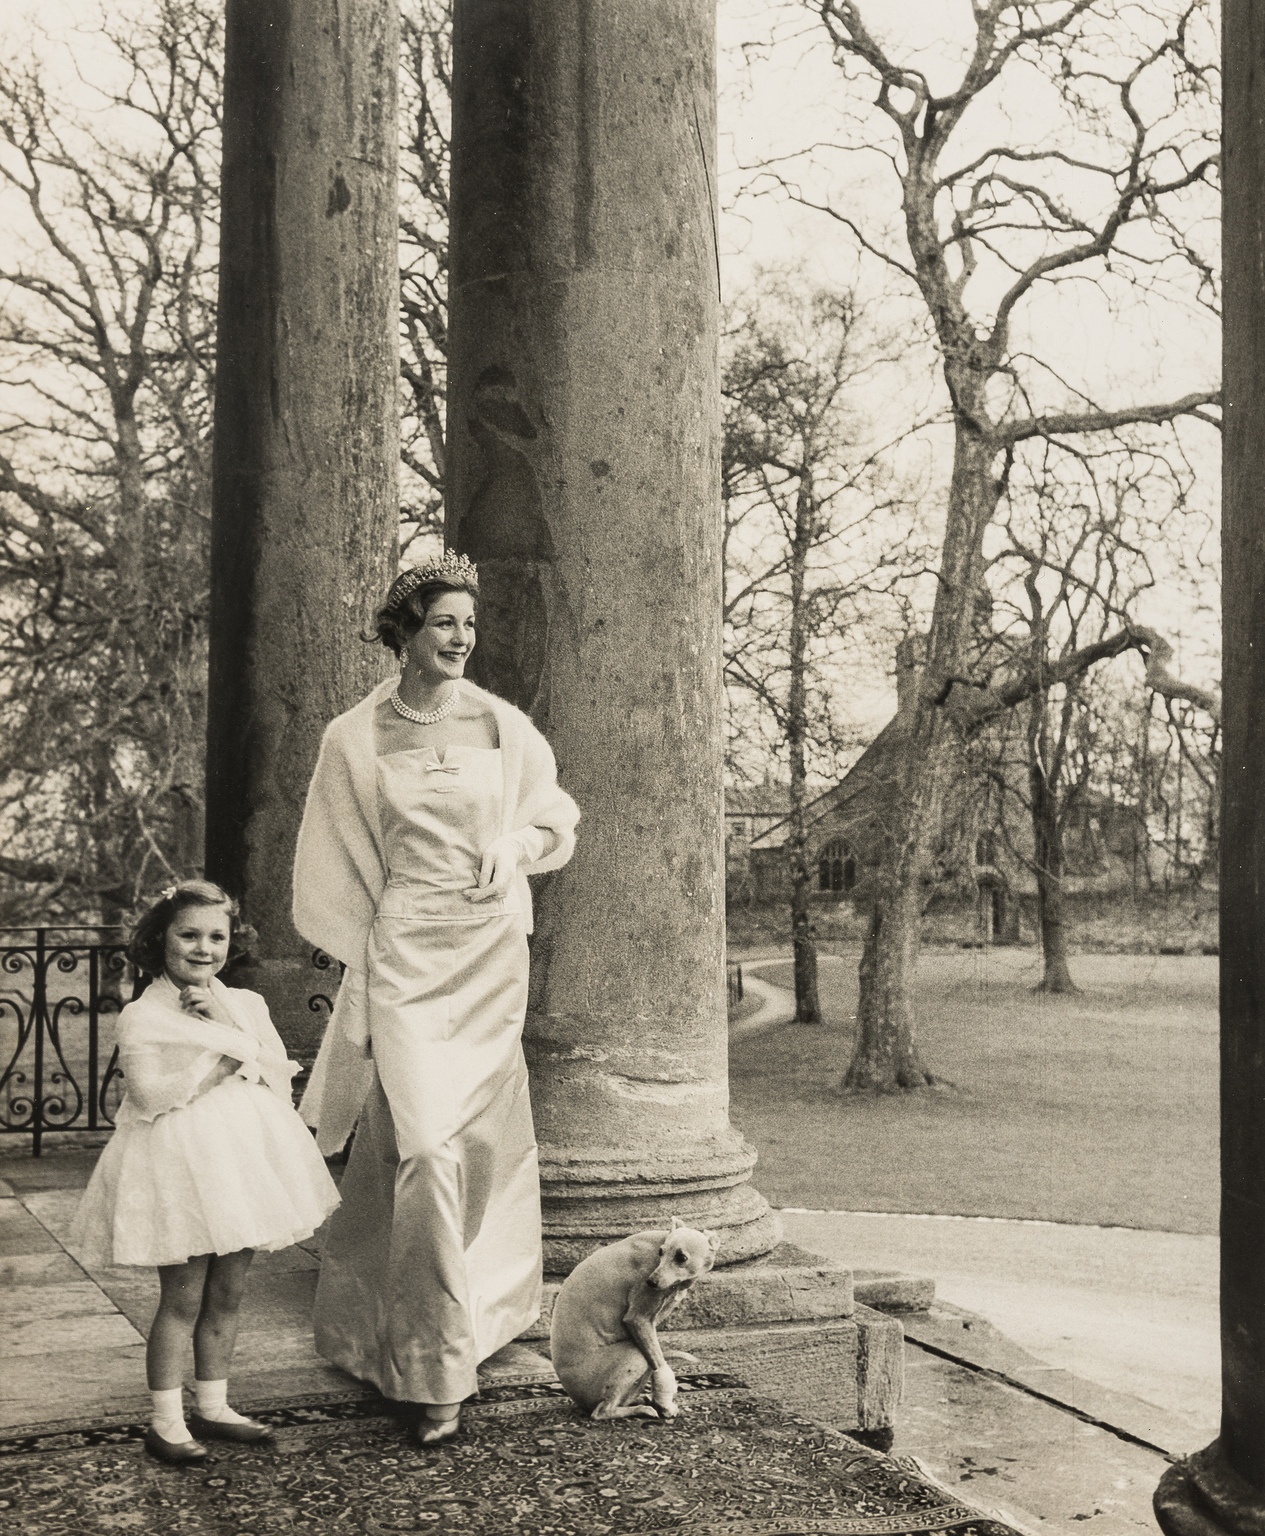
[0,0,1218,414]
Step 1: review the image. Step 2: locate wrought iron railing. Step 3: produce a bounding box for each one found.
[0,934,344,1157]
[309,948,342,1026]
[0,928,135,1156]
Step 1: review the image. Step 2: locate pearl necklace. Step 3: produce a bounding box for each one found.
[390,683,458,725]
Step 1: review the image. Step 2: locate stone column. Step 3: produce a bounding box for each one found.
[446,0,777,1270]
[1154,4,1265,1530]
[207,0,399,1048]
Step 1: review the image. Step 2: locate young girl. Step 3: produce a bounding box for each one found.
[70,880,340,1464]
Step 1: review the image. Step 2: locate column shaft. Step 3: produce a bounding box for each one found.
[207,0,400,1044]
[1156,5,1265,1531]
[446,0,776,1269]
[1219,0,1265,1494]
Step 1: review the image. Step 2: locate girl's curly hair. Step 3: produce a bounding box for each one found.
[127,879,258,979]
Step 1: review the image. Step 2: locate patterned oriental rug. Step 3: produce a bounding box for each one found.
[0,1373,1023,1536]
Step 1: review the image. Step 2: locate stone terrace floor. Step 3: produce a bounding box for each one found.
[2,1138,1196,1536]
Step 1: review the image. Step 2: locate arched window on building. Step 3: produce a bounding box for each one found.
[975,831,996,868]
[817,838,857,893]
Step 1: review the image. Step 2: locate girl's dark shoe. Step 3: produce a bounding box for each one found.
[143,1426,209,1464]
[188,1413,273,1444]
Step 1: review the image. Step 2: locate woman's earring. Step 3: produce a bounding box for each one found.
[400,645,409,673]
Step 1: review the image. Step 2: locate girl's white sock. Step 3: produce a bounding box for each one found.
[150,1387,192,1443]
[193,1378,253,1425]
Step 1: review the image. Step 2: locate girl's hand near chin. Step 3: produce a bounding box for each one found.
[179,985,238,1031]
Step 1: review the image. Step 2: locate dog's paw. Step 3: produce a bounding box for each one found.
[650,1364,679,1416]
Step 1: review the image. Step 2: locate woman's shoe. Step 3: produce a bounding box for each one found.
[188,1412,274,1444]
[143,1426,209,1465]
[414,1405,462,1447]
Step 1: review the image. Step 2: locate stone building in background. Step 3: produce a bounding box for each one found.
[724,781,791,902]
[733,672,1187,948]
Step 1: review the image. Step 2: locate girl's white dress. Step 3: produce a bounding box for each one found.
[69,975,340,1268]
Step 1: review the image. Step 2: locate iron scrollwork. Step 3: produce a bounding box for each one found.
[0,929,132,1156]
[308,947,345,1021]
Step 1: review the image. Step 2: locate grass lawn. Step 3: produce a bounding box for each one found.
[728,946,1218,1235]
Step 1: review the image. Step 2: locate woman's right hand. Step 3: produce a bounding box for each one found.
[467,826,548,902]
[467,834,520,901]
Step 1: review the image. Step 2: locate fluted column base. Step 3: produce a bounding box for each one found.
[538,1137,780,1274]
[1156,1443,1265,1536]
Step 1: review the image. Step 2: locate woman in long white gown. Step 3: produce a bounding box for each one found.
[292,552,579,1444]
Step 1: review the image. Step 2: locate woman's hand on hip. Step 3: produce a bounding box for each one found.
[467,834,520,901]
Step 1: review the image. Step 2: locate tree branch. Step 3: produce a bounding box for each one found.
[948,623,1220,733]
[1000,390,1221,445]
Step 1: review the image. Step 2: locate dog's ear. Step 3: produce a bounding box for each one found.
[669,1216,685,1232]
[703,1229,720,1253]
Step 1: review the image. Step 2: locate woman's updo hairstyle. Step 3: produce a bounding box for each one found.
[371,553,479,659]
[127,879,258,978]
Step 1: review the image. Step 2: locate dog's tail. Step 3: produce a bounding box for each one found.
[662,1350,700,1365]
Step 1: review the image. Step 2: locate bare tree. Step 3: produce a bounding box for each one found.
[398,0,451,551]
[723,274,915,1020]
[0,0,222,920]
[1040,667,1219,902]
[1141,687,1220,887]
[981,440,1213,989]
[749,2,1221,1089]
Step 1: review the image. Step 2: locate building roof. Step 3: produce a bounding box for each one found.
[749,715,909,851]
[724,780,792,818]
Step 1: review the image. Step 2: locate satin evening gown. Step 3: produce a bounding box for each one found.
[312,743,541,1403]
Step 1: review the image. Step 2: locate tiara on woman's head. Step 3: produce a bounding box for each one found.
[387,551,479,608]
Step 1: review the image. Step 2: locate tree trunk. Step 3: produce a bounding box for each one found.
[88,738,128,927]
[841,698,947,1091]
[112,396,148,605]
[788,717,821,1023]
[1030,757,1077,992]
[786,480,821,1023]
[844,420,996,1090]
[790,875,821,1023]
[843,867,937,1092]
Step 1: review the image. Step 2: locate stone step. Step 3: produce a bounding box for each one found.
[673,1304,904,1442]
[853,1268,937,1312]
[525,1241,855,1341]
[524,1241,906,1436]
